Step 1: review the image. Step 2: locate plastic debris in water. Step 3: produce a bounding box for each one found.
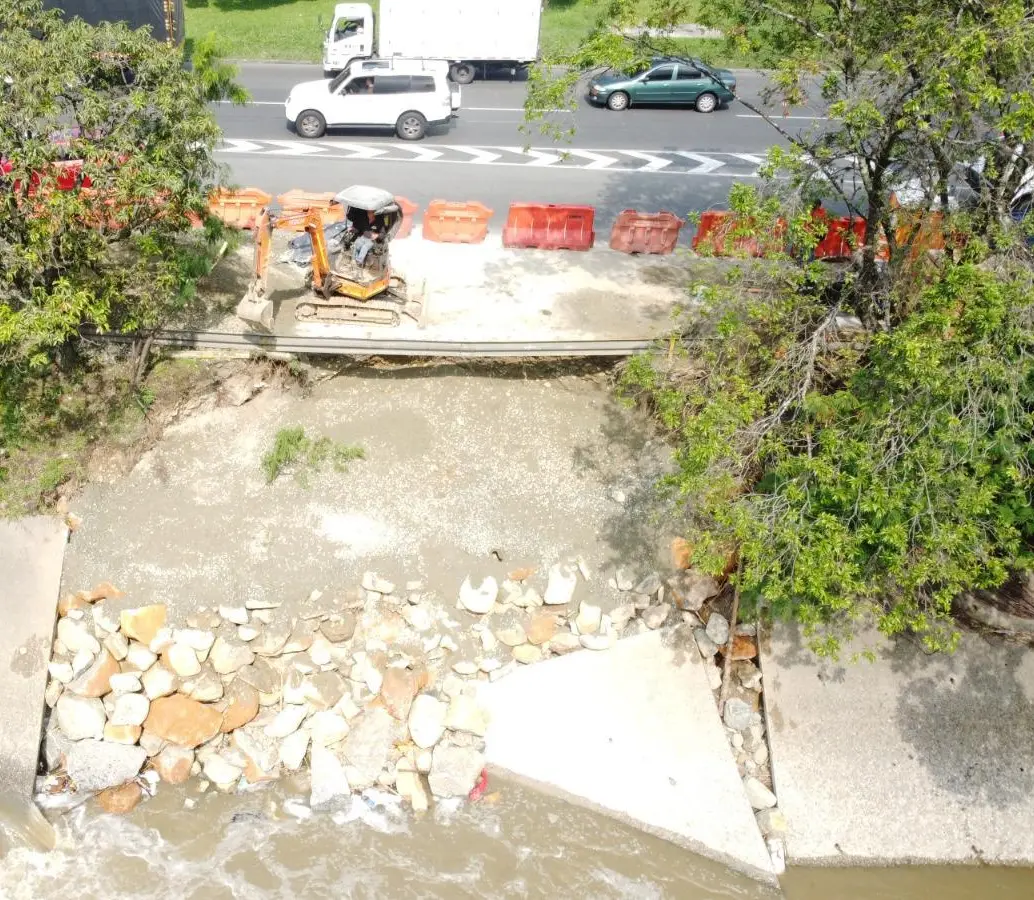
[282,799,312,820]
[468,770,489,802]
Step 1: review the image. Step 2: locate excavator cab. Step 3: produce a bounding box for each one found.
[236,184,418,332]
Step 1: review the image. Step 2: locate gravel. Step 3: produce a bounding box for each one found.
[60,371,674,620]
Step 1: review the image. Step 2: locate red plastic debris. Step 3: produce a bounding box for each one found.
[468,769,489,801]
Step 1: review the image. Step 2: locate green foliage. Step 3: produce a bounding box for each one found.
[262,426,366,485]
[0,0,241,387]
[555,0,1034,655]
[623,244,1034,655]
[190,32,251,106]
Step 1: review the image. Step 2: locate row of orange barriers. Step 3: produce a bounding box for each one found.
[207,191,685,255]
[7,160,948,261]
[198,189,954,261]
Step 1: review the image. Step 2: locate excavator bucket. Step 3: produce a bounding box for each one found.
[236,283,275,333]
[235,208,276,332]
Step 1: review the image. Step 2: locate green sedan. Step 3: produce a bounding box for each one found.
[587,58,737,113]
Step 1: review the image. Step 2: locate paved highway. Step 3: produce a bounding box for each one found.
[213,63,830,235]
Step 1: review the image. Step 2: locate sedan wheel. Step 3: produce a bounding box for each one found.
[296,110,326,139]
[607,91,630,111]
[695,92,718,114]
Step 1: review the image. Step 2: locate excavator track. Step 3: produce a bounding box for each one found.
[294,277,423,327]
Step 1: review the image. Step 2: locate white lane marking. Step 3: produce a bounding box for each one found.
[215,141,765,177]
[736,114,828,120]
[214,102,568,113]
[673,151,724,174]
[331,143,390,160]
[622,150,672,171]
[399,146,444,162]
[220,139,267,153]
[260,140,330,156]
[216,149,761,177]
[464,107,569,113]
[503,147,563,166]
[564,149,618,169]
[451,146,504,164]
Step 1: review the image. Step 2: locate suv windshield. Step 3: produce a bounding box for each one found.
[328,68,353,92]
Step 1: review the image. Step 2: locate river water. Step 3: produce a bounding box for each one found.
[2,777,1032,899]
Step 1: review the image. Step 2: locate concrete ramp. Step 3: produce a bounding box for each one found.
[478,629,776,883]
[0,517,68,801]
[763,622,1034,867]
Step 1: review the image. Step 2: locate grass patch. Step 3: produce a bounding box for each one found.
[183,0,753,67]
[0,358,211,517]
[262,425,365,484]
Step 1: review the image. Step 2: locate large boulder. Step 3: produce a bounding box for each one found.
[66,740,147,792]
[144,694,222,748]
[428,744,484,799]
[341,708,395,789]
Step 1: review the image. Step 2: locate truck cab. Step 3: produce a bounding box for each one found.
[324,3,375,77]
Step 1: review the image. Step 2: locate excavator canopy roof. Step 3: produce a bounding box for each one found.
[334,185,398,215]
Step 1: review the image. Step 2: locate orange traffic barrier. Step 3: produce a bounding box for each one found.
[208,187,272,230]
[609,209,683,254]
[502,204,596,251]
[276,190,344,229]
[813,215,866,260]
[692,210,786,257]
[395,196,418,239]
[422,200,493,243]
[894,210,947,256]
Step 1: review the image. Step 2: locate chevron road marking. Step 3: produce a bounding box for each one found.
[673,151,725,175]
[452,146,504,164]
[564,149,618,169]
[621,150,672,171]
[317,142,389,160]
[261,140,331,156]
[731,153,767,166]
[213,140,765,177]
[398,145,444,162]
[220,139,267,153]
[505,147,563,166]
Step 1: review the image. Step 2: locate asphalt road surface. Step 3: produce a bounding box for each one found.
[214,63,831,236]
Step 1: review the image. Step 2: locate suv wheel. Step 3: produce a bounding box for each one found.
[450,63,475,85]
[695,92,718,113]
[607,91,630,111]
[296,110,327,139]
[396,111,428,141]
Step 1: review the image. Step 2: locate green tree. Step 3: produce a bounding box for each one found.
[0,0,244,395]
[532,0,1034,652]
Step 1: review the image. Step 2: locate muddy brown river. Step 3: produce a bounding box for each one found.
[2,778,1032,899]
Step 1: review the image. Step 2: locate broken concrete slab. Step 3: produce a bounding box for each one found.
[477,629,776,883]
[0,517,68,801]
[762,622,1034,867]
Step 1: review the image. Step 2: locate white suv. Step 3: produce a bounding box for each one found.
[285,60,459,141]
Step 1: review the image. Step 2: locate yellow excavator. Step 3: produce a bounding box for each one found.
[235,185,421,332]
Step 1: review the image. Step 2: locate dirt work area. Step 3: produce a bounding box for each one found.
[60,363,676,620]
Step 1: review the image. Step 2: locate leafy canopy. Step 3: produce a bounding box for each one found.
[539,0,1034,652]
[0,0,243,380]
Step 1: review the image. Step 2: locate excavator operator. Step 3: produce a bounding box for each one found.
[352,227,377,266]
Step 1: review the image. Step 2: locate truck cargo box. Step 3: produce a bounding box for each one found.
[43,0,184,44]
[378,0,541,63]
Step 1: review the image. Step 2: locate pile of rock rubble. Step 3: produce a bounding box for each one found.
[38,554,782,838]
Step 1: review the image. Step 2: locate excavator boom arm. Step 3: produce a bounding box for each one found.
[236,207,324,332]
[304,217,333,293]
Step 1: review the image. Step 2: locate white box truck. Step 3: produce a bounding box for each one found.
[322,1,542,84]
